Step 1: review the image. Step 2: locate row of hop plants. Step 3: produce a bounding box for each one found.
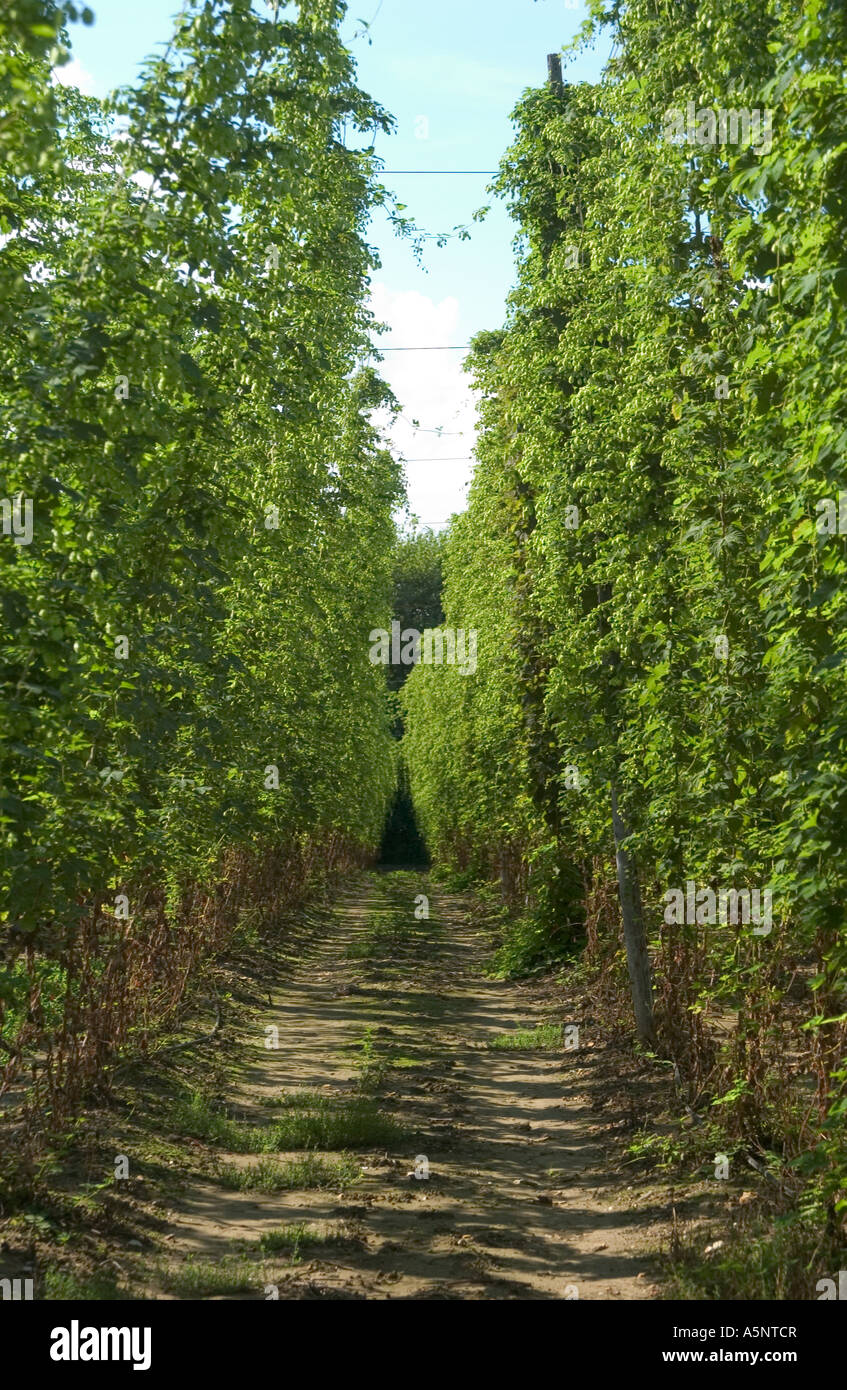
[403,0,847,1231]
[0,1,403,1135]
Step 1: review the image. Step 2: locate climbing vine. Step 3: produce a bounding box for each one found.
[0,1,401,1118]
[403,0,847,1217]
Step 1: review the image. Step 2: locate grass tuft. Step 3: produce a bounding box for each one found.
[666,1207,843,1301]
[154,1256,257,1298]
[257,1223,347,1261]
[167,1090,252,1150]
[265,1095,403,1150]
[489,1022,564,1050]
[43,1268,129,1300]
[216,1153,360,1193]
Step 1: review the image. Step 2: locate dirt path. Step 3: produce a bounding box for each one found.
[160,870,665,1299]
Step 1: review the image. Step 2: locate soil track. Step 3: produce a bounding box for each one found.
[160,869,665,1299]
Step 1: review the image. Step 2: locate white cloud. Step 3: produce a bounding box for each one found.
[369,283,477,531]
[51,58,98,97]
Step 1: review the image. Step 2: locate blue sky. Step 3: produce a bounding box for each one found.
[59,1,605,528]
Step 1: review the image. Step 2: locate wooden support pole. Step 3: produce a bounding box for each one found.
[597,582,657,1049]
[611,784,656,1048]
[547,53,563,89]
